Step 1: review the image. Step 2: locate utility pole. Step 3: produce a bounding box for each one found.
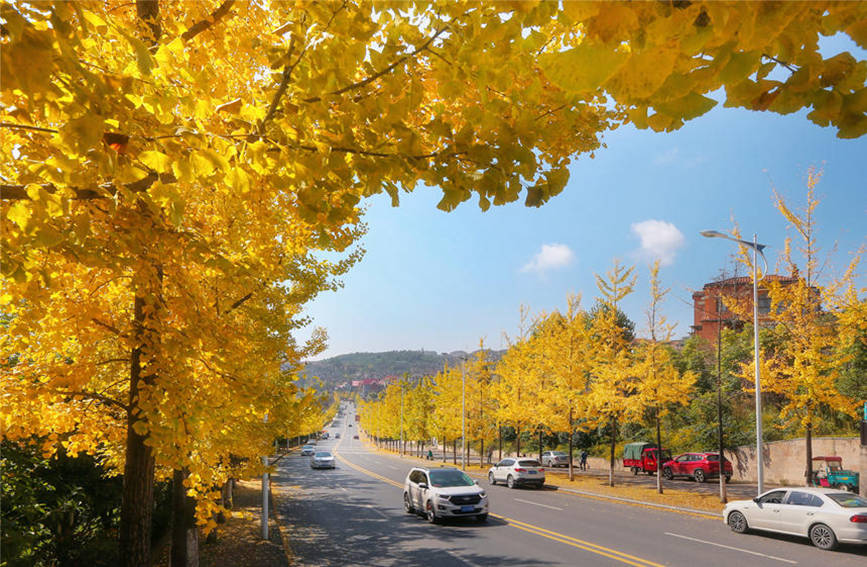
[461,359,466,471]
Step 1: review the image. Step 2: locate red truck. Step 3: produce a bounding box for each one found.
[623,442,671,475]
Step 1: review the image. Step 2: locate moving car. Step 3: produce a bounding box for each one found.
[541,451,569,468]
[352,434,359,439]
[488,458,545,489]
[311,450,336,469]
[724,487,867,550]
[300,444,315,456]
[662,452,732,483]
[404,466,488,523]
[335,433,341,439]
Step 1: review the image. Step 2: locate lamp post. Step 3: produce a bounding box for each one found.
[461,358,467,471]
[701,230,768,495]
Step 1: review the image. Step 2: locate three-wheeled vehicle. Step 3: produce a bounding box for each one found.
[810,456,860,492]
[623,442,671,475]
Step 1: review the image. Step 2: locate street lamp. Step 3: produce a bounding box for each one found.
[461,358,467,471]
[701,230,768,495]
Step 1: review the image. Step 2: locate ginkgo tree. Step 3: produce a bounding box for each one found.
[731,172,862,485]
[4,2,867,566]
[634,261,696,493]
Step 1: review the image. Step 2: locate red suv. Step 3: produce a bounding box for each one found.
[662,452,732,483]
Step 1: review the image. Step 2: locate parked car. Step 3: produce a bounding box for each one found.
[662,452,732,483]
[335,433,341,439]
[811,456,860,492]
[488,458,545,489]
[724,487,867,550]
[403,466,488,523]
[352,434,359,439]
[311,451,336,469]
[541,451,569,468]
[300,444,315,456]
[623,442,670,475]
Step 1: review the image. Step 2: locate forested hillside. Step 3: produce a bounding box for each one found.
[300,350,504,386]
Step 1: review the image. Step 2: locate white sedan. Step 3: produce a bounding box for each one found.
[723,487,867,550]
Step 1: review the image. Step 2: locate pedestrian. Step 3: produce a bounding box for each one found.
[427,449,434,461]
[580,449,588,471]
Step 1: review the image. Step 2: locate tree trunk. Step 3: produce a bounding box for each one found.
[608,417,616,487]
[452,439,457,465]
[568,407,574,481]
[171,468,199,567]
[120,296,155,567]
[516,428,521,457]
[655,410,663,494]
[805,421,813,486]
[498,427,502,462]
[538,430,543,463]
[443,437,447,463]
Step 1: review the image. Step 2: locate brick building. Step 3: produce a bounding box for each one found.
[691,275,800,343]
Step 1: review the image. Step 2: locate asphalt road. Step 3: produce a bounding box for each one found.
[273,407,867,567]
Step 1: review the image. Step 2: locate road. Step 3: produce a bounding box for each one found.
[272,408,866,566]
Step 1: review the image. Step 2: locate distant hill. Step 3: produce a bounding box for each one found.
[298,349,504,387]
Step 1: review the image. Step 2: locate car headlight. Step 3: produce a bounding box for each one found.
[479,491,486,498]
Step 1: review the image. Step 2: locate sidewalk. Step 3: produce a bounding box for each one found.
[154,478,289,567]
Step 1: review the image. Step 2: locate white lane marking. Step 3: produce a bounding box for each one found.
[514,498,563,511]
[664,532,797,564]
[363,503,389,518]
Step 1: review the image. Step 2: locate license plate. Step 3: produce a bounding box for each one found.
[460,505,474,512]
[528,470,537,474]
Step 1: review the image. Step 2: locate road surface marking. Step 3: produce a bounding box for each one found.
[336,445,662,567]
[664,532,797,564]
[514,498,563,511]
[497,514,665,567]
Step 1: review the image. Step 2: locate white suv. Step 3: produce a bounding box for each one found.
[488,458,545,489]
[404,467,488,523]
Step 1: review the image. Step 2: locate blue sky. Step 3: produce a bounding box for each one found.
[301,51,867,361]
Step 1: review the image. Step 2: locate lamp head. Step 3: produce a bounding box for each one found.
[700,230,726,239]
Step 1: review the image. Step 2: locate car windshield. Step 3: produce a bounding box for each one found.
[518,460,541,467]
[553,452,567,456]
[314,452,331,457]
[705,454,720,461]
[828,493,867,508]
[428,469,475,487]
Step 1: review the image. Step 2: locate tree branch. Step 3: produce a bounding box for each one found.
[181,0,236,42]
[92,317,125,336]
[1,171,174,201]
[1,122,58,134]
[302,24,450,104]
[57,389,129,411]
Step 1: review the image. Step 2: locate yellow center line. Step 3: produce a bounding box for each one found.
[333,444,664,567]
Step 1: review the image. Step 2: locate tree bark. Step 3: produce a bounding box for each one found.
[805,420,813,486]
[516,427,521,457]
[538,430,543,463]
[498,426,502,462]
[480,439,484,467]
[655,410,663,494]
[120,295,155,567]
[452,439,457,465]
[568,407,574,481]
[608,417,617,487]
[171,468,199,567]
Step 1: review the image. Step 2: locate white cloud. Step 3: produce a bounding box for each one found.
[521,243,575,273]
[653,147,680,165]
[630,220,685,266]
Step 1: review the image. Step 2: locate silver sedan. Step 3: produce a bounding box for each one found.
[723,487,867,550]
[311,451,336,469]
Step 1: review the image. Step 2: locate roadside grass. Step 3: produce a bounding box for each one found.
[364,440,727,516]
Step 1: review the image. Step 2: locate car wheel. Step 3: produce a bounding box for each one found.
[507,475,515,489]
[728,511,749,534]
[724,474,731,483]
[809,523,838,550]
[536,482,545,489]
[404,492,414,514]
[425,501,438,524]
[662,467,673,480]
[477,513,488,523]
[694,469,706,483]
[488,472,496,485]
[632,467,639,475]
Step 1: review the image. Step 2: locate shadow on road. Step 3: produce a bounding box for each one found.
[272,455,528,566]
